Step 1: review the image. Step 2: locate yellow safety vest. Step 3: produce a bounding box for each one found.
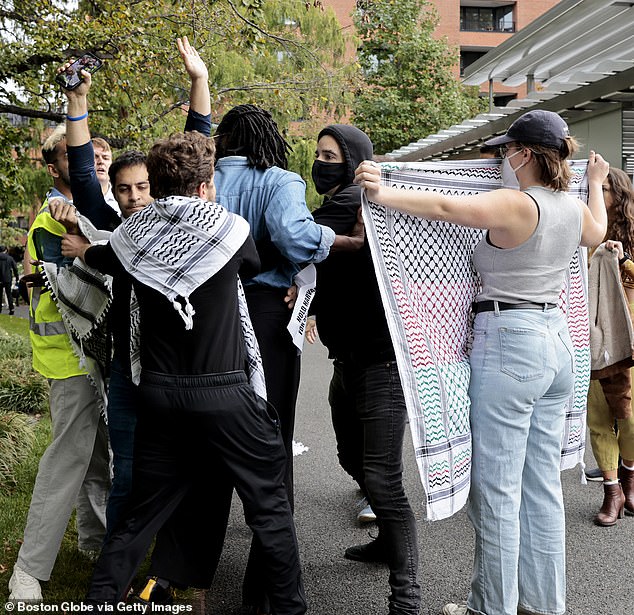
[26,197,86,379]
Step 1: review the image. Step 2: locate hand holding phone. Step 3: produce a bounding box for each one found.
[55,52,103,90]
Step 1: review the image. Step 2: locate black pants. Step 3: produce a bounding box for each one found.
[87,370,305,615]
[242,285,302,608]
[331,360,420,615]
[1,279,13,312]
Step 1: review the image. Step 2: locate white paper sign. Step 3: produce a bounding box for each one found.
[287,264,317,352]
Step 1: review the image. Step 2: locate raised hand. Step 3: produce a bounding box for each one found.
[177,36,208,82]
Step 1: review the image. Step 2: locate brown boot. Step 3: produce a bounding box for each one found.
[594,482,626,526]
[618,464,634,515]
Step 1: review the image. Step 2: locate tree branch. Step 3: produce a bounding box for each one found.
[0,103,63,123]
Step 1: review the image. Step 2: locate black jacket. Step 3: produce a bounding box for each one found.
[311,125,395,365]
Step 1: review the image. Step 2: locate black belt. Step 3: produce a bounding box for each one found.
[472,300,556,314]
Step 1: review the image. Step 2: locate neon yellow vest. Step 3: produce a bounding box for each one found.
[26,198,86,379]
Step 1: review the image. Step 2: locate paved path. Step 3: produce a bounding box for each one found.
[204,340,634,615]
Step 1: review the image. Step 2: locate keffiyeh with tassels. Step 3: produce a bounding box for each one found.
[41,217,112,421]
[109,195,266,398]
[363,158,590,521]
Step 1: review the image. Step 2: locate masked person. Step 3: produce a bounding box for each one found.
[307,124,421,615]
[356,110,609,615]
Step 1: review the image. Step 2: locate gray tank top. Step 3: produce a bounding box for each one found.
[473,186,583,305]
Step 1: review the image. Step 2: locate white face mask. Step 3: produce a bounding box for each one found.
[500,148,526,189]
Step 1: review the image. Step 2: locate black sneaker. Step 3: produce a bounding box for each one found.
[344,540,388,563]
[130,577,175,605]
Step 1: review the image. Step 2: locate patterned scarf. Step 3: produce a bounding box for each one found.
[364,159,590,521]
[109,195,266,398]
[41,215,113,420]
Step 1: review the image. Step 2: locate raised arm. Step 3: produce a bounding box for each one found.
[178,37,212,137]
[58,64,120,231]
[580,150,609,247]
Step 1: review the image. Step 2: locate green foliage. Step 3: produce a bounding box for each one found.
[0,327,31,359]
[0,411,36,492]
[0,0,357,236]
[0,329,48,414]
[352,0,485,154]
[288,136,321,211]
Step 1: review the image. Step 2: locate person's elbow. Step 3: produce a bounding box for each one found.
[580,222,607,248]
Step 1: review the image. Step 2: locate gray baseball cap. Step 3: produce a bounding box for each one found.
[485,110,569,149]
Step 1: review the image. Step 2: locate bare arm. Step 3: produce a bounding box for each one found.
[354,160,533,232]
[579,150,609,247]
[177,36,211,117]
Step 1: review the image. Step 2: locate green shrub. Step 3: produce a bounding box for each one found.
[0,328,31,359]
[0,328,48,414]
[0,410,36,492]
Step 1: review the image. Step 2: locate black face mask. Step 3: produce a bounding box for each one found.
[311,160,347,195]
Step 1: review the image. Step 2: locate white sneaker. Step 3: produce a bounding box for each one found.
[443,603,468,615]
[356,497,377,523]
[8,565,43,602]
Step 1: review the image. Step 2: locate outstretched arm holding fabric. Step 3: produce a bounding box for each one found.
[355,151,608,249]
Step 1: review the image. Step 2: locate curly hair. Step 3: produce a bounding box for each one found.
[517,136,579,192]
[214,104,292,170]
[146,132,215,199]
[605,167,634,254]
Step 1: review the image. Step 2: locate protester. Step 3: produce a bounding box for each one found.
[307,123,420,615]
[55,37,233,603]
[587,166,634,526]
[0,245,19,314]
[63,129,306,615]
[355,109,609,615]
[193,83,362,615]
[8,125,111,602]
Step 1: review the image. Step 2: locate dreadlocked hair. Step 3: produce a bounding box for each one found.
[605,167,634,254]
[214,104,292,170]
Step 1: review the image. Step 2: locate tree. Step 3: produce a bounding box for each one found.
[0,0,357,243]
[352,0,484,155]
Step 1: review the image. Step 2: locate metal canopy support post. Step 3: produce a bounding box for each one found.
[488,79,494,112]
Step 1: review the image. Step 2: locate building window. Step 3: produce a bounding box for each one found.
[460,50,489,76]
[460,5,515,33]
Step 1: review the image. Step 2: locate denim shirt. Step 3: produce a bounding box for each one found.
[214,156,335,288]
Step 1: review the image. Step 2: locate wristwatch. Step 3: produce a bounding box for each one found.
[619,251,632,265]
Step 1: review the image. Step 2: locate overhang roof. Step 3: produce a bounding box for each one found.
[387,0,634,161]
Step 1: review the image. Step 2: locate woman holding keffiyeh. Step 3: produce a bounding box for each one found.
[356,110,609,615]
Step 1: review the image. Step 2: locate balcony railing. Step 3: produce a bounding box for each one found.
[460,21,515,33]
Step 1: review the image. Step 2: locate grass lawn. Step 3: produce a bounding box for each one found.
[0,415,99,603]
[0,314,28,337]
[0,317,199,607]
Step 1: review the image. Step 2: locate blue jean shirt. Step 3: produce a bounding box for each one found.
[214,156,335,288]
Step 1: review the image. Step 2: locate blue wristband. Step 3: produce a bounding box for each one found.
[67,112,88,122]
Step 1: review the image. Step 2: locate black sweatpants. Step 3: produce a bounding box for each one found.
[87,370,306,615]
[242,285,302,608]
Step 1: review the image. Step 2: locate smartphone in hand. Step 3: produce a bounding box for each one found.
[55,52,103,90]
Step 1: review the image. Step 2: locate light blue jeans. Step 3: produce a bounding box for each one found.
[466,307,574,615]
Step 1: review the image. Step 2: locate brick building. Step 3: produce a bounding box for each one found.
[321,0,561,104]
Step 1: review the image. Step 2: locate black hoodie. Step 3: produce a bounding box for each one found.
[311,125,395,365]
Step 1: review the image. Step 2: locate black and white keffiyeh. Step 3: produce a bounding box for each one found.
[109,195,266,398]
[42,215,113,419]
[110,195,250,329]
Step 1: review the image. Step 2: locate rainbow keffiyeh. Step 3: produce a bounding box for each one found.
[363,159,590,521]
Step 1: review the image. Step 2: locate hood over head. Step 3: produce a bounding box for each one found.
[317,124,373,188]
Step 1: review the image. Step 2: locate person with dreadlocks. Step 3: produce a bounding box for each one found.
[203,103,362,614]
